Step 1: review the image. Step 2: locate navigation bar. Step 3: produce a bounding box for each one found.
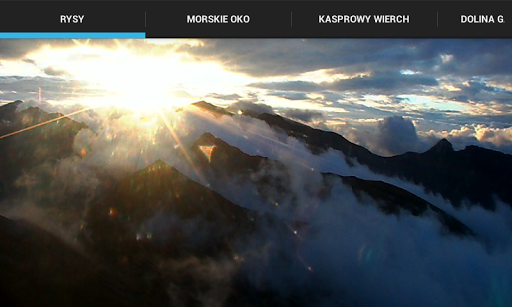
[0,1,511,38]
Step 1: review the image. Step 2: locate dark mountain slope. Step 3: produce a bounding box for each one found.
[0,215,152,307]
[326,175,472,236]
[83,161,271,306]
[0,101,87,199]
[190,132,473,236]
[0,100,23,122]
[380,139,512,209]
[190,132,294,207]
[85,160,256,261]
[253,112,512,210]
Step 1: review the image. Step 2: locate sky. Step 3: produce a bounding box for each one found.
[1,38,512,156]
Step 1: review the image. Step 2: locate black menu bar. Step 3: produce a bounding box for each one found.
[0,1,511,38]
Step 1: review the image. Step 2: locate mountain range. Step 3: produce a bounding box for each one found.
[0,99,510,306]
[193,100,512,210]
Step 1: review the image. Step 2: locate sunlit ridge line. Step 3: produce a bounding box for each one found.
[189,105,303,151]
[188,105,321,170]
[0,107,93,140]
[156,107,207,186]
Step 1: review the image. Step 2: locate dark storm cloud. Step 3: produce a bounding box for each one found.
[251,71,438,95]
[249,80,323,92]
[268,91,309,100]
[448,81,512,104]
[435,40,512,77]
[330,71,438,93]
[3,39,512,79]
[179,39,423,77]
[180,39,512,78]
[232,40,512,132]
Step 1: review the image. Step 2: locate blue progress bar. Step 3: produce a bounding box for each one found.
[0,32,146,39]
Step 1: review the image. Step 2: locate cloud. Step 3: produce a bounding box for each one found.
[328,115,512,156]
[330,71,438,93]
[5,39,511,79]
[423,124,512,154]
[22,58,37,65]
[377,116,419,155]
[179,39,512,78]
[268,91,309,100]
[43,66,70,77]
[0,40,51,59]
[249,80,323,92]
[2,38,511,142]
[0,39,201,62]
[163,111,512,307]
[447,80,512,107]
[179,40,512,131]
[281,108,324,123]
[226,100,274,115]
[326,116,422,156]
[251,71,438,96]
[0,40,84,60]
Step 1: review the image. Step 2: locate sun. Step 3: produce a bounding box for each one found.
[26,41,254,113]
[67,47,199,112]
[91,54,183,112]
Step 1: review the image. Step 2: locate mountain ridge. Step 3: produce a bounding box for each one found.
[84,159,258,262]
[0,101,88,201]
[190,132,473,236]
[191,101,511,209]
